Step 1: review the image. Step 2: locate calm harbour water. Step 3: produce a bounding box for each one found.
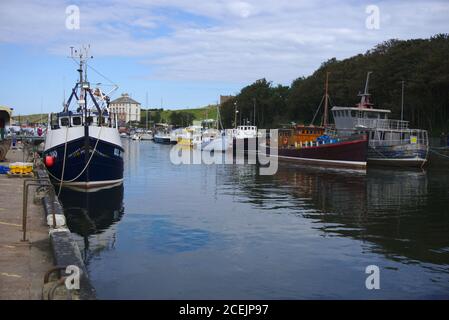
[58,139,449,299]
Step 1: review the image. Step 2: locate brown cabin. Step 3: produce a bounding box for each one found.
[279,125,325,148]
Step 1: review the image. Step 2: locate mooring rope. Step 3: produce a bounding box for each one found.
[47,125,104,191]
[57,126,69,196]
[429,147,449,160]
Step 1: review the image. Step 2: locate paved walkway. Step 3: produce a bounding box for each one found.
[0,148,53,299]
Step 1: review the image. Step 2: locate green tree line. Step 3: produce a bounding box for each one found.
[220,34,449,135]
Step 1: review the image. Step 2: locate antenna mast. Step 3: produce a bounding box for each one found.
[358,71,373,108]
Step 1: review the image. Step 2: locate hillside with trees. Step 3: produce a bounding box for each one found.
[220,34,449,135]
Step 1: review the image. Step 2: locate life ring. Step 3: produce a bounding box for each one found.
[283,137,288,145]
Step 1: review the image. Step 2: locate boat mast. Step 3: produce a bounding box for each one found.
[146,91,149,131]
[323,72,330,127]
[358,71,373,108]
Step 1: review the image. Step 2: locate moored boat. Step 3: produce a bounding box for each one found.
[331,72,429,167]
[153,131,172,144]
[140,131,153,140]
[43,47,124,190]
[272,126,368,169]
[263,72,368,169]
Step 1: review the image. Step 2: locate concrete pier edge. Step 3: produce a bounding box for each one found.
[36,166,96,300]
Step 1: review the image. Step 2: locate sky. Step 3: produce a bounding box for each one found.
[0,0,448,115]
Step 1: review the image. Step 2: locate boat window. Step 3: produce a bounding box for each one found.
[351,110,356,117]
[72,116,82,126]
[60,117,70,127]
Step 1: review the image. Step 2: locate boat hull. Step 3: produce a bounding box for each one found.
[154,136,172,144]
[367,143,428,167]
[272,138,368,169]
[202,136,232,152]
[43,128,124,189]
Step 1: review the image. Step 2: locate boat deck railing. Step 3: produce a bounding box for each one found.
[369,128,429,147]
[355,118,409,130]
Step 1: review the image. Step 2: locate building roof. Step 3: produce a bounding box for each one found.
[110,93,141,105]
[0,106,12,118]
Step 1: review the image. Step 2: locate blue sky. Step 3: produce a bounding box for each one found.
[1,0,448,115]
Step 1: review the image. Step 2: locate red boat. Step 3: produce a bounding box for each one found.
[268,72,368,169]
[273,126,368,169]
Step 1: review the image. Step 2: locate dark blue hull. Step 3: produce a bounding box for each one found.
[44,137,124,187]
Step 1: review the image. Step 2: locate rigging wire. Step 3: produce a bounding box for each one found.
[310,95,325,126]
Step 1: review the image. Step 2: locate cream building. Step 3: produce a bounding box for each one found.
[109,93,141,124]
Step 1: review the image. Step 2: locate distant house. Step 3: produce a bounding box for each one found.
[109,93,141,124]
[220,95,234,105]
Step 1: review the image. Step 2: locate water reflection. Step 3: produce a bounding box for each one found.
[60,141,449,299]
[59,185,125,262]
[218,163,449,268]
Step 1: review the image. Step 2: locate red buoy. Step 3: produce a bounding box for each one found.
[45,155,54,167]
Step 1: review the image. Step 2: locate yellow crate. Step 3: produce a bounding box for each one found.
[9,162,33,174]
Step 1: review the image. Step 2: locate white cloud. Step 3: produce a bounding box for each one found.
[0,0,448,84]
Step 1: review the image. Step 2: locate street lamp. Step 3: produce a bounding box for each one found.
[234,102,239,129]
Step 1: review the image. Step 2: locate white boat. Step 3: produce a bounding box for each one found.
[170,128,183,144]
[140,131,153,140]
[201,131,233,152]
[331,72,429,167]
[234,125,258,140]
[154,131,172,144]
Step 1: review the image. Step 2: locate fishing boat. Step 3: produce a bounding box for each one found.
[0,106,12,161]
[43,47,124,190]
[266,72,368,169]
[331,72,429,167]
[273,125,368,169]
[232,125,260,154]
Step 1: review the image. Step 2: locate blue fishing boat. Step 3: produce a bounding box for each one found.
[43,47,124,190]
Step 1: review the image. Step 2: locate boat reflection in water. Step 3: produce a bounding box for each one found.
[58,185,125,262]
[220,163,449,268]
